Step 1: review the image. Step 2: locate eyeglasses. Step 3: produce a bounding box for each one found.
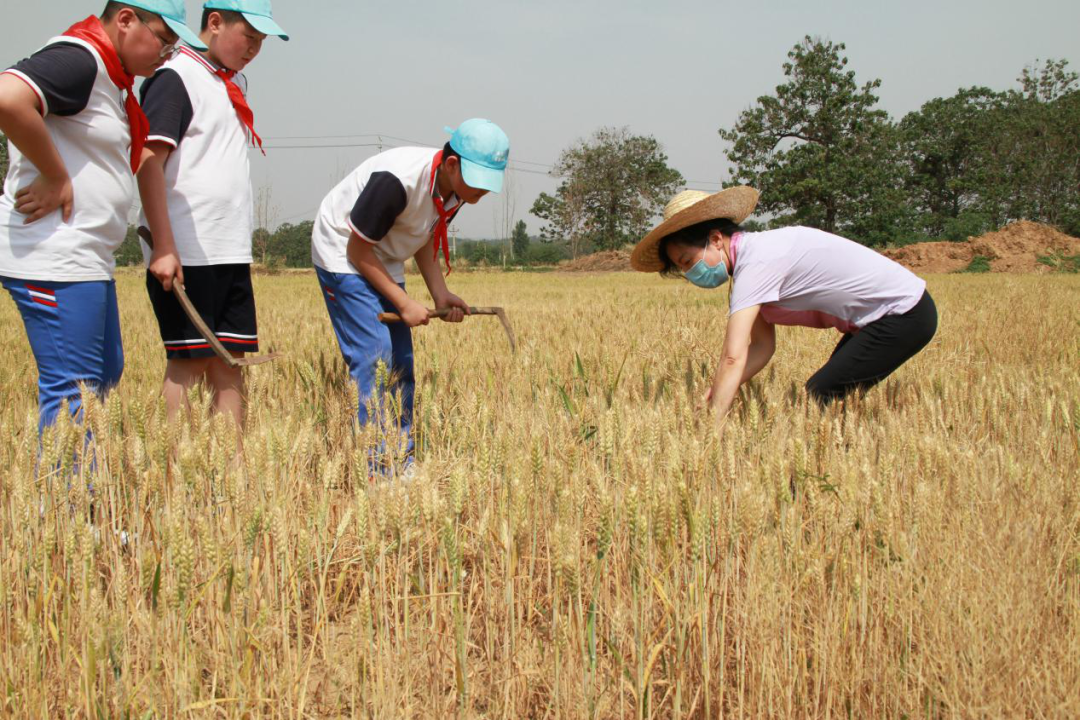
[139,16,181,60]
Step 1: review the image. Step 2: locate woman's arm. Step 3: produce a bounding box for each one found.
[741,312,776,383]
[346,233,430,327]
[0,74,72,224]
[414,237,468,323]
[706,305,761,429]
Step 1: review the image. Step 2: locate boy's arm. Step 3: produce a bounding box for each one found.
[0,74,72,224]
[346,233,430,327]
[413,237,469,323]
[136,142,183,291]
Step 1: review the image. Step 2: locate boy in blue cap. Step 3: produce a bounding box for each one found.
[0,2,204,430]
[136,1,287,426]
[311,119,511,475]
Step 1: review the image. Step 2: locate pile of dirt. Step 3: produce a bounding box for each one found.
[560,250,634,272]
[882,221,1080,274]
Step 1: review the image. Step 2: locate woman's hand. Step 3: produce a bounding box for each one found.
[15,174,73,224]
[433,292,471,323]
[398,298,431,328]
[148,250,184,292]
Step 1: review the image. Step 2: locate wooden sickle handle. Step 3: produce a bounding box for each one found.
[378,307,500,323]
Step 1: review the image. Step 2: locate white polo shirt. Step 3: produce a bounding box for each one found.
[0,37,134,282]
[136,47,254,265]
[311,147,462,283]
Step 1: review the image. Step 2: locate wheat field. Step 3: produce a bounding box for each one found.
[0,270,1078,718]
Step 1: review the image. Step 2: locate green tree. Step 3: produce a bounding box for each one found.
[527,241,568,265]
[988,59,1080,233]
[252,227,272,265]
[0,133,8,182]
[511,219,529,261]
[114,225,144,266]
[898,87,1004,240]
[267,221,314,267]
[898,59,1079,240]
[719,36,909,246]
[531,127,684,256]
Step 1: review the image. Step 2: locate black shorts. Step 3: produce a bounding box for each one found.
[805,290,938,404]
[146,264,259,360]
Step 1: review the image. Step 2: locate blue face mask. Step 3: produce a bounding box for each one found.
[684,247,729,289]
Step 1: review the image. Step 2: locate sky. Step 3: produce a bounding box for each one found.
[2,0,1077,239]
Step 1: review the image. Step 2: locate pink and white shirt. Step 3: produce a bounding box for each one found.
[728,227,926,332]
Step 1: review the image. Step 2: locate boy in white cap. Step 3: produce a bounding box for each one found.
[0,2,204,430]
[136,1,287,425]
[311,119,511,475]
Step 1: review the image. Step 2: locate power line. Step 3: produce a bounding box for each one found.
[260,131,721,184]
[261,142,388,150]
[261,137,558,172]
[256,132,725,223]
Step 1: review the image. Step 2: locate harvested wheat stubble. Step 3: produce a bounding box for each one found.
[883,220,1080,274]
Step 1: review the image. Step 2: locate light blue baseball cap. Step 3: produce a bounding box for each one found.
[204,0,289,40]
[445,119,510,194]
[124,0,207,50]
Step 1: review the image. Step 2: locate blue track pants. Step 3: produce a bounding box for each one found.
[316,268,415,465]
[2,277,124,431]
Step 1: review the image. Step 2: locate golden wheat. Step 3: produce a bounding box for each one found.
[0,269,1078,718]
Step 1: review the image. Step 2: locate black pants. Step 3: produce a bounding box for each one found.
[805,291,937,404]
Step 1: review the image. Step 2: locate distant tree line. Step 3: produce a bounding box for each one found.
[114,218,568,269]
[721,38,1079,245]
[531,40,1079,251]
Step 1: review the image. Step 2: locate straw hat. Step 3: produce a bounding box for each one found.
[630,186,760,272]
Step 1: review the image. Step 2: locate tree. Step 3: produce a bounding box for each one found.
[251,227,272,264]
[0,133,8,182]
[899,59,1080,238]
[511,219,529,261]
[266,220,314,267]
[114,225,144,266]
[898,87,1004,240]
[990,59,1080,233]
[252,185,279,264]
[494,170,516,260]
[531,127,684,256]
[719,36,909,246]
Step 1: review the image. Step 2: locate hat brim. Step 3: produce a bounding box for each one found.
[460,157,505,194]
[242,13,289,40]
[630,186,760,272]
[162,17,208,50]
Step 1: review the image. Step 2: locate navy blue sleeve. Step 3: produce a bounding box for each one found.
[7,42,97,116]
[139,69,193,147]
[349,171,408,242]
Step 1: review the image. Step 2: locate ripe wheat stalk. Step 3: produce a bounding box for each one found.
[0,270,1078,717]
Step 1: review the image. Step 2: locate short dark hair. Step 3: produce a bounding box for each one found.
[656,217,743,278]
[441,142,460,163]
[201,8,247,31]
[101,2,158,25]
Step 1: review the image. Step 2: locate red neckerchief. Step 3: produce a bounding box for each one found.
[428,149,456,274]
[180,47,264,155]
[62,16,148,172]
